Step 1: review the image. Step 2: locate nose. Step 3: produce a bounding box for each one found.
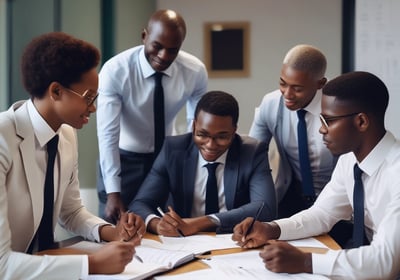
[158,49,169,61]
[281,86,294,98]
[204,136,218,148]
[319,124,327,135]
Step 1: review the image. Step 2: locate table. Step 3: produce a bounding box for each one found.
[159,234,340,276]
[39,233,340,277]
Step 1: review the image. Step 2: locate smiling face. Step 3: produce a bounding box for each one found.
[142,21,184,72]
[193,110,236,162]
[52,67,98,130]
[279,64,326,111]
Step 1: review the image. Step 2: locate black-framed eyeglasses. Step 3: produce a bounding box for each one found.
[319,112,360,128]
[63,87,99,107]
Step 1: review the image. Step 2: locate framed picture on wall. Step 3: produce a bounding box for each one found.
[204,21,250,78]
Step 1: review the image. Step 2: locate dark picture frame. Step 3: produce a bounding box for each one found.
[204,21,250,78]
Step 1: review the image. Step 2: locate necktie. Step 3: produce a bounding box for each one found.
[153,72,165,157]
[297,109,316,201]
[38,135,59,251]
[205,163,220,215]
[352,164,365,248]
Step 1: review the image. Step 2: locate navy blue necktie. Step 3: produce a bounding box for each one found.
[352,164,365,248]
[153,72,165,157]
[38,135,59,251]
[205,163,220,215]
[297,109,315,199]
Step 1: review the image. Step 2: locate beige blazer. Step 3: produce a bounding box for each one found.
[0,101,105,279]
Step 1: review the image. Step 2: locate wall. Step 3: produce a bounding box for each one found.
[0,0,6,110]
[158,0,343,134]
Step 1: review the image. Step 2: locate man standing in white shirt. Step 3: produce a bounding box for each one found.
[97,9,208,223]
[233,71,400,279]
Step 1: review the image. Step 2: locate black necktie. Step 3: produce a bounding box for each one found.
[297,109,315,200]
[205,163,220,215]
[352,164,365,248]
[38,135,59,251]
[153,72,165,157]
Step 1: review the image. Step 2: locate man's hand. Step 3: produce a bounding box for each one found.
[88,241,136,274]
[259,241,313,274]
[232,218,280,248]
[104,192,125,224]
[116,211,145,244]
[154,206,188,237]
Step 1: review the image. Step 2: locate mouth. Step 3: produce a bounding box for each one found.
[201,149,220,160]
[81,114,90,124]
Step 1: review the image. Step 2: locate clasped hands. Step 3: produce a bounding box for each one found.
[232,217,313,274]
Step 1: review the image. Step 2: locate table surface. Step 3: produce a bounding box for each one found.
[40,232,340,277]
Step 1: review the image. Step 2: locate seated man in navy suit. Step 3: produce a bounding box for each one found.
[129,91,276,236]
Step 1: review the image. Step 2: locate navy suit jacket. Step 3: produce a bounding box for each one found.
[130,133,276,232]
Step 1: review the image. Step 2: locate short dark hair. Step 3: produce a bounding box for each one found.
[21,32,100,98]
[322,71,389,122]
[194,91,239,126]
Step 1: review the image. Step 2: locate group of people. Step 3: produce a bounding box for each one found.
[0,8,399,280]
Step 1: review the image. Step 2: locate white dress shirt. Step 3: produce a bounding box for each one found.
[276,132,400,279]
[97,46,208,193]
[27,100,104,279]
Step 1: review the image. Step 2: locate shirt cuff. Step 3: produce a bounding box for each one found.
[145,214,160,227]
[80,255,89,279]
[207,214,221,226]
[312,250,339,275]
[92,223,113,242]
[104,177,122,193]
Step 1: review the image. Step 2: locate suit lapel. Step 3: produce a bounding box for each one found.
[224,135,240,210]
[182,141,198,216]
[14,102,44,230]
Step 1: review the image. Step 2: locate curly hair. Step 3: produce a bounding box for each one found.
[21,31,100,98]
[194,91,239,127]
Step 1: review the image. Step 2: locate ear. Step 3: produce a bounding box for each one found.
[142,28,147,43]
[356,112,369,132]
[49,82,61,100]
[317,77,327,89]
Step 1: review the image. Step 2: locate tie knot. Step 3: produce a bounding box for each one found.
[297,109,307,120]
[154,72,164,84]
[47,135,59,154]
[353,164,363,180]
[205,162,219,173]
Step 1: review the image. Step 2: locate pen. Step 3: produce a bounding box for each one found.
[134,254,144,263]
[157,207,185,237]
[244,201,265,237]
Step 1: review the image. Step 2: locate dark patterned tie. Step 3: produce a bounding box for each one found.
[205,163,220,215]
[153,72,165,157]
[297,109,316,202]
[38,134,59,251]
[352,163,365,248]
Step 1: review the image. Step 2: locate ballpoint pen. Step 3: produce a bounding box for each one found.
[157,207,185,237]
[244,201,265,238]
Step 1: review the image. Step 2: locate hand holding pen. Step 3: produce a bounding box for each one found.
[157,206,185,237]
[117,211,146,262]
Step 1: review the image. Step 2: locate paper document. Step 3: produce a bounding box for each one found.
[155,250,329,280]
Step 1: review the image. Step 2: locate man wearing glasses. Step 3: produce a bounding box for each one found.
[129,91,276,236]
[233,71,400,279]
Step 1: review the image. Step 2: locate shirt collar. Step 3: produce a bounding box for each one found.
[27,99,58,148]
[198,149,228,167]
[358,131,396,176]
[302,89,322,117]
